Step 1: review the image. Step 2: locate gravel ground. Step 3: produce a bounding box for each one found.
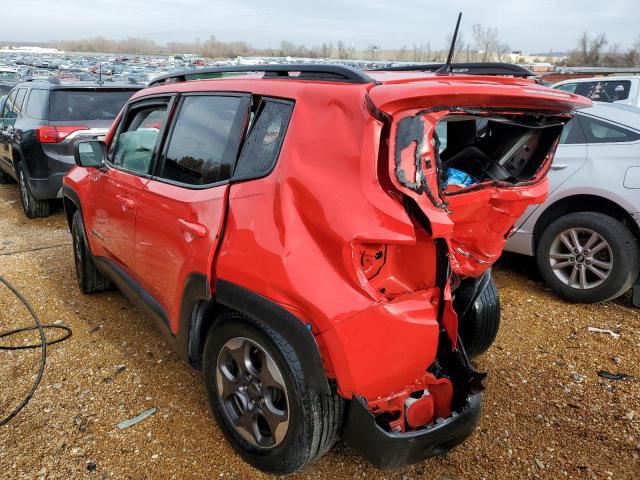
[1,182,639,480]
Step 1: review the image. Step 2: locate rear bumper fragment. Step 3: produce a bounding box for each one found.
[343,392,482,470]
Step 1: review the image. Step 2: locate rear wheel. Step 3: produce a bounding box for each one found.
[18,163,50,218]
[71,211,111,294]
[459,275,501,358]
[536,212,640,303]
[203,311,344,474]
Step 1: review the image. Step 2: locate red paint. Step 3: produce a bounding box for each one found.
[65,71,590,430]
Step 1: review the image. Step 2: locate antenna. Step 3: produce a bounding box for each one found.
[436,12,462,75]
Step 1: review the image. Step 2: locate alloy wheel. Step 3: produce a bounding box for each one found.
[216,336,290,449]
[548,227,613,289]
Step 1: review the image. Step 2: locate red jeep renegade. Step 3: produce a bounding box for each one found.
[62,64,589,474]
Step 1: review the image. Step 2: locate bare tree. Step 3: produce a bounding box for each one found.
[367,43,379,60]
[472,24,499,62]
[397,45,408,61]
[337,40,349,59]
[576,32,608,65]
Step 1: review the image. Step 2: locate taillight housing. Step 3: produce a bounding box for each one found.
[36,125,88,144]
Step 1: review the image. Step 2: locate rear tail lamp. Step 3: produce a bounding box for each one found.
[36,125,88,144]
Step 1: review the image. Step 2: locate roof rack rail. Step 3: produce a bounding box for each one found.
[373,62,533,77]
[148,64,375,87]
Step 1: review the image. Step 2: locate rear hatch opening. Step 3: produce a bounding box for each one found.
[434,112,567,194]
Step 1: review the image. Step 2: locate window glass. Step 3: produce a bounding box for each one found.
[1,90,17,118]
[575,80,631,103]
[160,96,244,185]
[111,104,168,174]
[579,115,640,143]
[25,89,47,119]
[13,88,27,116]
[555,83,578,94]
[49,90,135,121]
[233,100,293,180]
[559,117,586,144]
[0,71,18,83]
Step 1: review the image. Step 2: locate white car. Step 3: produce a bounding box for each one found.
[505,103,640,304]
[552,76,640,108]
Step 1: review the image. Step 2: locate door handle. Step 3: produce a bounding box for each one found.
[116,194,136,210]
[178,219,208,239]
[550,164,568,170]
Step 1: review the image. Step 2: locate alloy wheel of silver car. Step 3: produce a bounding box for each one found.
[548,227,613,289]
[216,336,290,449]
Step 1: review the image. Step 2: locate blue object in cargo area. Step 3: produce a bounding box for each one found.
[443,168,478,188]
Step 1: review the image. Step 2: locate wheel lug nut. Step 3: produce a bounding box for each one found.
[570,257,575,262]
[585,260,591,265]
[573,249,579,254]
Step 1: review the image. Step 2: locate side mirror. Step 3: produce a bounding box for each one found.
[74,140,107,168]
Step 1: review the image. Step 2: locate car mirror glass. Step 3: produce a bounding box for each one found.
[74,140,106,168]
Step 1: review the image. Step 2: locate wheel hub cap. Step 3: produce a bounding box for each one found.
[549,227,613,290]
[215,337,290,449]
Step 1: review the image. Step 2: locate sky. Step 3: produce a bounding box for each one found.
[3,0,639,53]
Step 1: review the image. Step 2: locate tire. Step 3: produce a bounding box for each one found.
[17,163,50,218]
[202,311,344,474]
[71,211,111,294]
[459,275,501,358]
[536,212,640,303]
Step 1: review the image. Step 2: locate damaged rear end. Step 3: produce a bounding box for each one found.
[342,78,590,468]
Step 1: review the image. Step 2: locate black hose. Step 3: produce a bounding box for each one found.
[0,276,72,426]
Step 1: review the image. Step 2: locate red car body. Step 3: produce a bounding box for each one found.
[63,67,590,471]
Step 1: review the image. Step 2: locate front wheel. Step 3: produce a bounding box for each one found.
[536,212,640,303]
[71,211,111,294]
[202,312,344,475]
[18,163,50,218]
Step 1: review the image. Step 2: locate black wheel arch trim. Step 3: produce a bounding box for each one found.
[62,184,83,231]
[213,279,331,394]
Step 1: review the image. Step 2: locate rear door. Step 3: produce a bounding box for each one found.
[134,93,250,332]
[512,115,589,230]
[83,97,172,274]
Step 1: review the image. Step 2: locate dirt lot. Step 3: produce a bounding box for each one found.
[1,182,639,480]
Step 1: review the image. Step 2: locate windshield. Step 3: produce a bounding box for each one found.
[49,90,135,121]
[0,72,18,83]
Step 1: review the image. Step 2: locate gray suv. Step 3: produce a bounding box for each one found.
[0,80,140,217]
[505,103,640,304]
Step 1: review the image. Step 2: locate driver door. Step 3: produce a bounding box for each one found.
[83,96,173,276]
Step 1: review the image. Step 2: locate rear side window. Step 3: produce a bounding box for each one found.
[110,103,169,175]
[575,80,631,103]
[579,115,640,143]
[559,117,586,144]
[49,90,135,121]
[13,89,27,117]
[159,95,248,186]
[233,100,293,180]
[25,89,47,119]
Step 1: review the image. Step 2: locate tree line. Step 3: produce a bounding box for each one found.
[48,28,640,67]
